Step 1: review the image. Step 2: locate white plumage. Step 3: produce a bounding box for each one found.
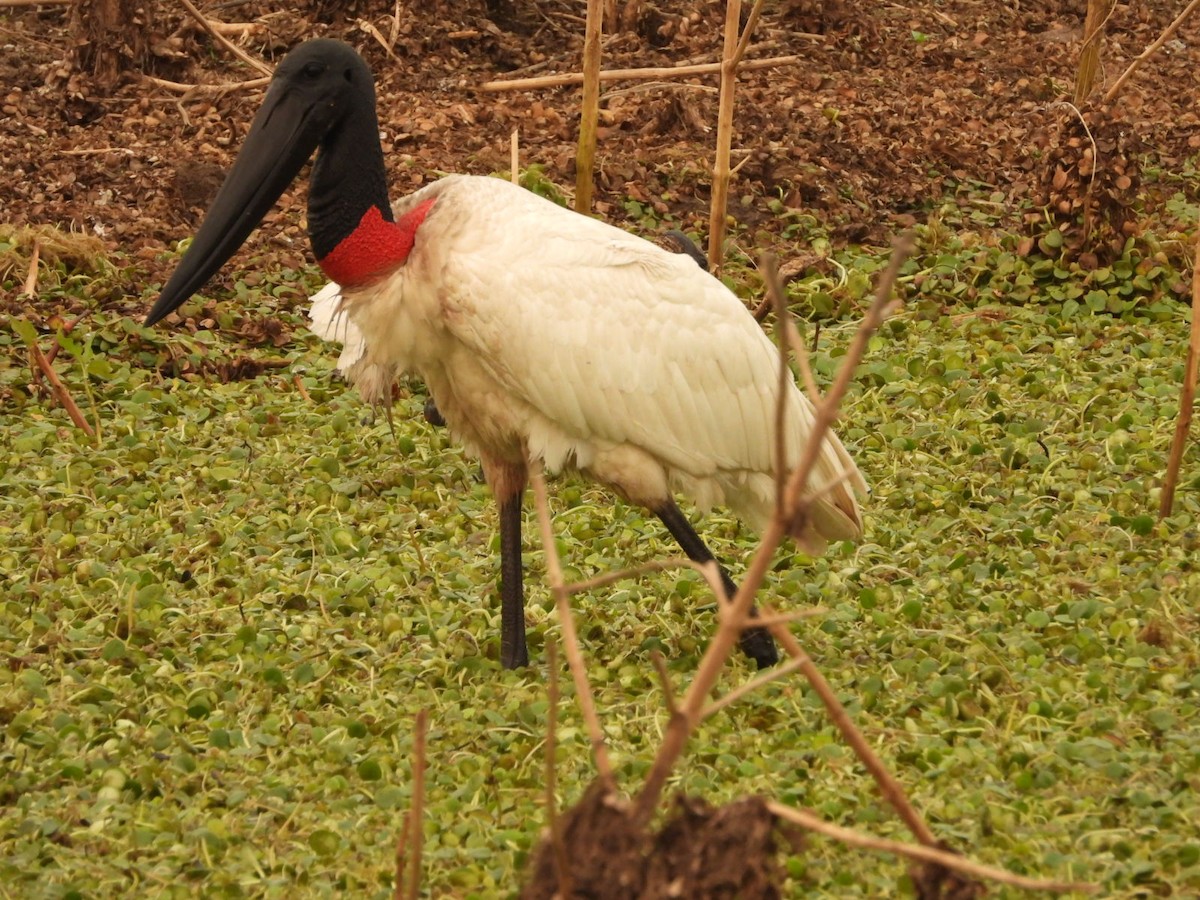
[308,174,866,554]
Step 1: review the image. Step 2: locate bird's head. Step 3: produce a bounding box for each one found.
[144,39,377,326]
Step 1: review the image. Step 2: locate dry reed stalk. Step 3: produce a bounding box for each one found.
[1104,0,1200,103]
[766,803,1096,893]
[480,55,801,92]
[178,0,272,77]
[706,0,742,275]
[27,340,96,438]
[531,471,616,789]
[22,240,40,295]
[1074,0,1113,104]
[576,0,603,213]
[394,710,429,900]
[1159,230,1200,517]
[544,644,572,897]
[145,74,271,94]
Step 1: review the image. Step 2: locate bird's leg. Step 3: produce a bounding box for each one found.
[483,457,530,669]
[654,500,779,669]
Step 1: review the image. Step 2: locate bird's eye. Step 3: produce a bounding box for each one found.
[302,61,325,79]
[343,68,354,83]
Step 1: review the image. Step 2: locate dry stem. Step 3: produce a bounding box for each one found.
[1159,230,1200,517]
[23,240,40,295]
[767,802,1096,894]
[650,651,679,715]
[756,601,937,846]
[396,709,428,900]
[701,655,806,719]
[531,471,615,789]
[544,644,572,897]
[706,0,743,276]
[144,74,271,94]
[178,0,272,77]
[480,55,800,92]
[1103,0,1200,103]
[27,340,96,438]
[575,0,603,213]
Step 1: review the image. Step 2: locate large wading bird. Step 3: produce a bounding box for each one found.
[145,39,866,670]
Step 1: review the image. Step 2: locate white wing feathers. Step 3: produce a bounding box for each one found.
[307,174,865,551]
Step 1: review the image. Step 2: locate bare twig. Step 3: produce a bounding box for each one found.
[393,712,427,900]
[292,374,312,403]
[405,709,429,900]
[27,341,96,438]
[358,18,401,63]
[564,557,711,595]
[23,240,40,295]
[707,0,743,276]
[510,128,520,184]
[1074,0,1114,104]
[701,655,805,719]
[575,0,603,213]
[144,74,271,95]
[177,0,272,77]
[480,55,802,92]
[43,313,89,366]
[544,644,572,898]
[650,651,678,715]
[732,0,768,67]
[1160,230,1200,517]
[766,802,1096,894]
[530,471,615,788]
[757,601,937,846]
[1103,0,1200,103]
[738,608,827,629]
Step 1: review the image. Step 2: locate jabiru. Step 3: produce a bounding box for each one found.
[145,38,866,670]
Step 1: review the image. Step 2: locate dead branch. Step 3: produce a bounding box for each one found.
[650,651,679,716]
[27,340,96,438]
[530,471,615,789]
[143,74,271,95]
[707,0,743,276]
[575,0,603,214]
[1160,230,1200,517]
[480,55,801,92]
[544,644,572,898]
[23,239,40,295]
[564,557,722,596]
[766,802,1096,894]
[757,603,937,846]
[1074,0,1114,104]
[732,0,768,67]
[177,0,272,77]
[701,656,805,720]
[1103,0,1200,103]
[358,19,402,63]
[405,709,429,900]
[44,312,89,366]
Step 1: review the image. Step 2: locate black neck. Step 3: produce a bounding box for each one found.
[307,89,393,260]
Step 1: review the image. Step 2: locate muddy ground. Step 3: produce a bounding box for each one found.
[1,0,1198,308]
